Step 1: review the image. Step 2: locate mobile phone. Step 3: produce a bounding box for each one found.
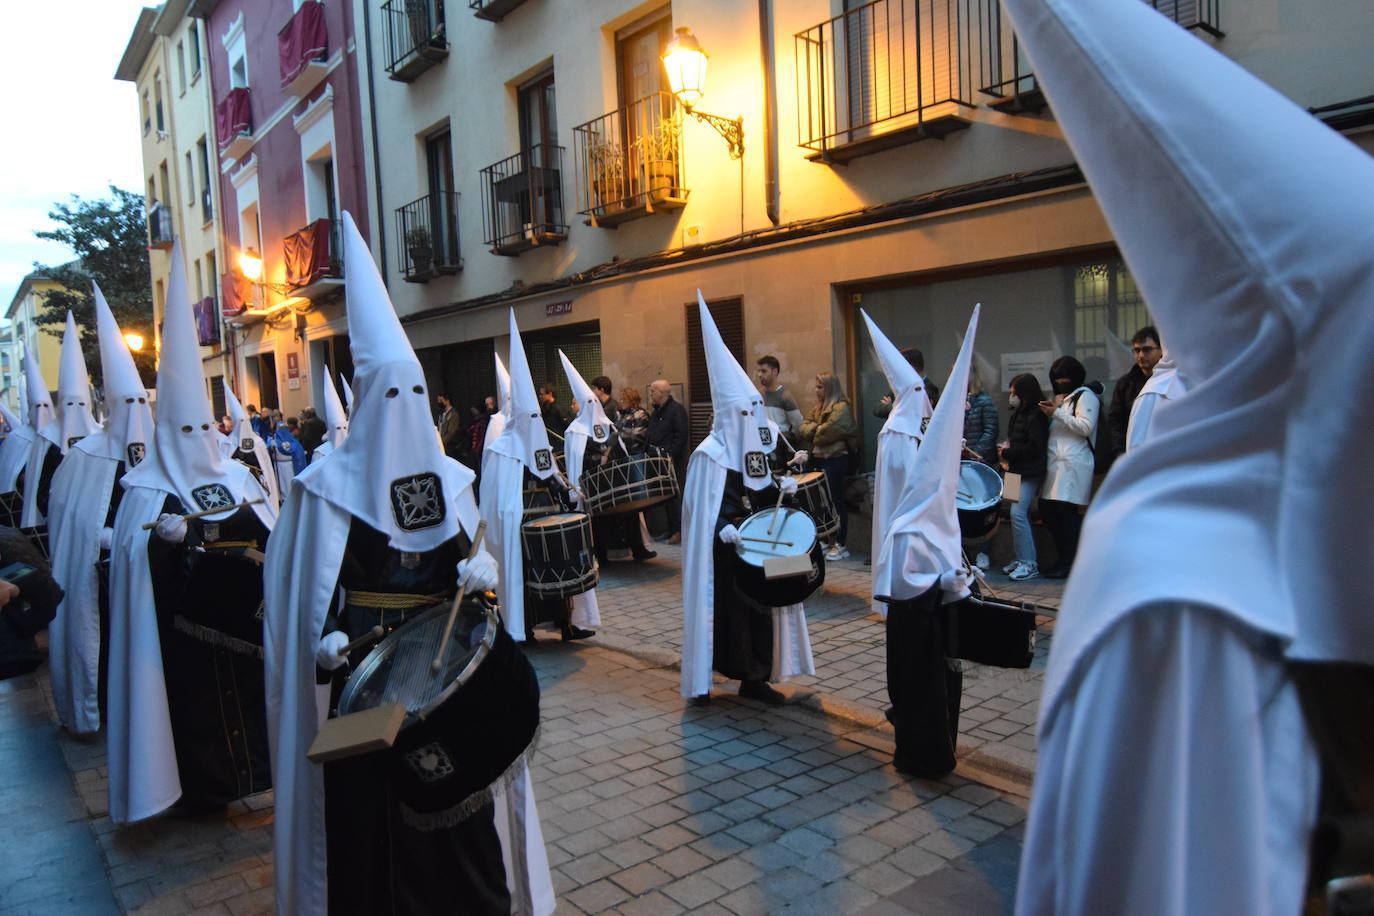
[0,561,37,586]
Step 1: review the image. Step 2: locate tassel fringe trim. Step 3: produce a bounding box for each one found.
[399,726,542,832]
[173,615,265,660]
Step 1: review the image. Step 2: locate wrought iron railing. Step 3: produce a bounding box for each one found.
[382,0,448,81]
[147,202,174,249]
[479,143,567,253]
[396,190,462,281]
[572,92,686,219]
[469,0,527,22]
[284,217,341,289]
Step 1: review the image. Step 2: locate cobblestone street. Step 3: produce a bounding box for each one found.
[2,528,1063,915]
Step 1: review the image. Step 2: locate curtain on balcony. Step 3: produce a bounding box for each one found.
[216,88,252,150]
[279,1,328,88]
[193,297,221,346]
[284,218,332,288]
[221,272,252,316]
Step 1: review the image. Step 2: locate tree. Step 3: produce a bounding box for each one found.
[32,186,156,391]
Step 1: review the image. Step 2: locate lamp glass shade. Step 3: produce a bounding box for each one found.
[239,248,264,282]
[662,27,707,108]
[123,332,145,352]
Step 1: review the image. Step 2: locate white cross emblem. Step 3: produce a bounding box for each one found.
[390,473,445,530]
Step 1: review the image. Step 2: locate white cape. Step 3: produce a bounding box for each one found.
[19,433,60,527]
[869,426,921,619]
[680,450,814,698]
[0,425,35,493]
[481,450,533,640]
[560,426,600,631]
[46,445,119,735]
[264,470,553,916]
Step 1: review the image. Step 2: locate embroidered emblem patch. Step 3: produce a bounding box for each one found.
[202,522,220,543]
[400,551,421,570]
[191,483,235,512]
[405,742,456,783]
[592,424,606,439]
[127,443,146,466]
[758,427,773,447]
[744,451,768,478]
[390,473,445,530]
[534,448,553,472]
[240,438,254,453]
[67,436,82,448]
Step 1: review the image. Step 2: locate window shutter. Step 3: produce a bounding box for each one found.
[685,297,744,450]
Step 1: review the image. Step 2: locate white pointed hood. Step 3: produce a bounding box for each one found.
[81,284,153,465]
[1103,327,1134,382]
[24,342,54,432]
[559,350,610,446]
[482,351,512,454]
[693,292,777,489]
[295,211,476,550]
[0,401,22,438]
[36,312,100,452]
[320,371,348,447]
[122,243,274,528]
[490,310,556,479]
[877,305,980,601]
[339,374,353,415]
[862,309,931,441]
[1000,0,1374,689]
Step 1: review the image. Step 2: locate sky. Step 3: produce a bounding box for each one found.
[0,2,152,312]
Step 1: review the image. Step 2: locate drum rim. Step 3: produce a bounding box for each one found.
[523,512,591,528]
[734,507,819,567]
[337,602,500,723]
[956,460,1003,511]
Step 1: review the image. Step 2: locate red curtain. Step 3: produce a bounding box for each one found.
[215,88,252,150]
[221,273,252,316]
[278,1,328,88]
[284,218,333,288]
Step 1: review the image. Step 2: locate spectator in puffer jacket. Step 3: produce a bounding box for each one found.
[963,367,999,465]
[1000,373,1050,580]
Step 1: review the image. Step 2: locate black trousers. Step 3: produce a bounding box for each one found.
[1038,498,1083,571]
[885,586,962,778]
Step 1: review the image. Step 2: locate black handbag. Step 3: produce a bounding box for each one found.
[951,593,1037,669]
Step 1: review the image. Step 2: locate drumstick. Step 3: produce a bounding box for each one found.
[738,535,794,547]
[766,481,786,536]
[141,498,266,529]
[341,625,384,657]
[431,520,488,674]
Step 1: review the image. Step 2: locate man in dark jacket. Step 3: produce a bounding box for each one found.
[537,384,570,440]
[1106,326,1163,457]
[874,347,939,418]
[647,379,688,544]
[298,407,326,459]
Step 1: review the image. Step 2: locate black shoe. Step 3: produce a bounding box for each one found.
[738,680,785,706]
[631,549,657,562]
[1043,566,1070,579]
[863,556,872,566]
[689,694,711,707]
[561,625,596,642]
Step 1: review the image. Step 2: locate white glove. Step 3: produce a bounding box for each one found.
[778,476,799,497]
[154,513,187,544]
[718,524,741,545]
[788,450,809,467]
[315,631,350,671]
[456,549,499,593]
[939,566,973,601]
[99,527,113,550]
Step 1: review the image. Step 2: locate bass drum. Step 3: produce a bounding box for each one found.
[955,460,1003,540]
[731,507,826,607]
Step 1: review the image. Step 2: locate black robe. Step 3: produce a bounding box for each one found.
[711,472,780,683]
[885,583,962,778]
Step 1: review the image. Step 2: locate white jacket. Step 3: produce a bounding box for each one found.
[1043,386,1097,504]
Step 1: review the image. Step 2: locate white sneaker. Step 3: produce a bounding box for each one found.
[826,544,850,560]
[975,552,990,571]
[1009,562,1040,581]
[1002,560,1019,574]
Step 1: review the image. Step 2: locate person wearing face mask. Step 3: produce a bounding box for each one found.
[46,285,154,738]
[1037,355,1098,578]
[105,243,279,824]
[999,374,1050,581]
[265,215,550,916]
[20,312,100,528]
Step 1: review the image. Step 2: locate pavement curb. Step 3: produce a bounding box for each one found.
[588,630,1036,796]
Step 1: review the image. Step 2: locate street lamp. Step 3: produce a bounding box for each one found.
[124,332,145,351]
[239,247,264,282]
[661,27,745,160]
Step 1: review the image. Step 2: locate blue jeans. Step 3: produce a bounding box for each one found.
[1010,476,1042,567]
[818,455,849,546]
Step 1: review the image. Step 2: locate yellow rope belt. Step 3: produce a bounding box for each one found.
[205,540,260,550]
[345,590,449,610]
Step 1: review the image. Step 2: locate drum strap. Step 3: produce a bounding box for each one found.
[172,614,265,660]
[345,590,449,610]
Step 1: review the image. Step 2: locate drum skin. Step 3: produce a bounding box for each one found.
[731,508,826,607]
[955,461,1003,540]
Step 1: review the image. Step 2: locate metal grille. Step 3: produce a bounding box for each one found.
[479,144,567,254]
[395,191,462,281]
[1071,261,1150,366]
[572,93,686,218]
[381,0,448,82]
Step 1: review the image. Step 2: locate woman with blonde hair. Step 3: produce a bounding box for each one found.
[799,372,857,559]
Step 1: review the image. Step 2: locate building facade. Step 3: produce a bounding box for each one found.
[117,1,229,414]
[350,0,1373,461]
[2,269,70,412]
[200,0,371,418]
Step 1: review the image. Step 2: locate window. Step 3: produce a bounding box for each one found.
[154,75,165,132]
[188,23,201,78]
[425,129,456,258]
[206,252,218,305]
[197,138,213,222]
[231,53,248,89]
[185,151,195,203]
[142,91,151,135]
[147,177,157,205]
[177,41,187,93]
[616,12,672,109]
[194,259,204,301]
[159,162,170,206]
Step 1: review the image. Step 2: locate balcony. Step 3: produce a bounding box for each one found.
[215,87,254,160]
[796,0,988,163]
[147,202,174,250]
[480,144,567,256]
[396,191,462,282]
[979,0,1223,111]
[382,0,448,82]
[469,0,528,22]
[573,92,688,229]
[279,0,329,99]
[284,217,343,299]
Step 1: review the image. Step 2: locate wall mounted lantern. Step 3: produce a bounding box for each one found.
[662,27,745,160]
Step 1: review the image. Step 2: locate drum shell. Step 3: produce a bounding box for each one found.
[955,461,1003,541]
[791,471,839,538]
[580,454,679,515]
[520,513,598,599]
[732,539,826,607]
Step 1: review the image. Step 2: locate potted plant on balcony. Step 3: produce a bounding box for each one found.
[406,226,434,276]
[640,116,682,204]
[587,139,626,216]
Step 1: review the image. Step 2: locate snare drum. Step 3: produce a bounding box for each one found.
[732,507,826,607]
[337,603,540,828]
[580,454,679,515]
[791,471,839,538]
[955,461,1003,540]
[521,512,598,599]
